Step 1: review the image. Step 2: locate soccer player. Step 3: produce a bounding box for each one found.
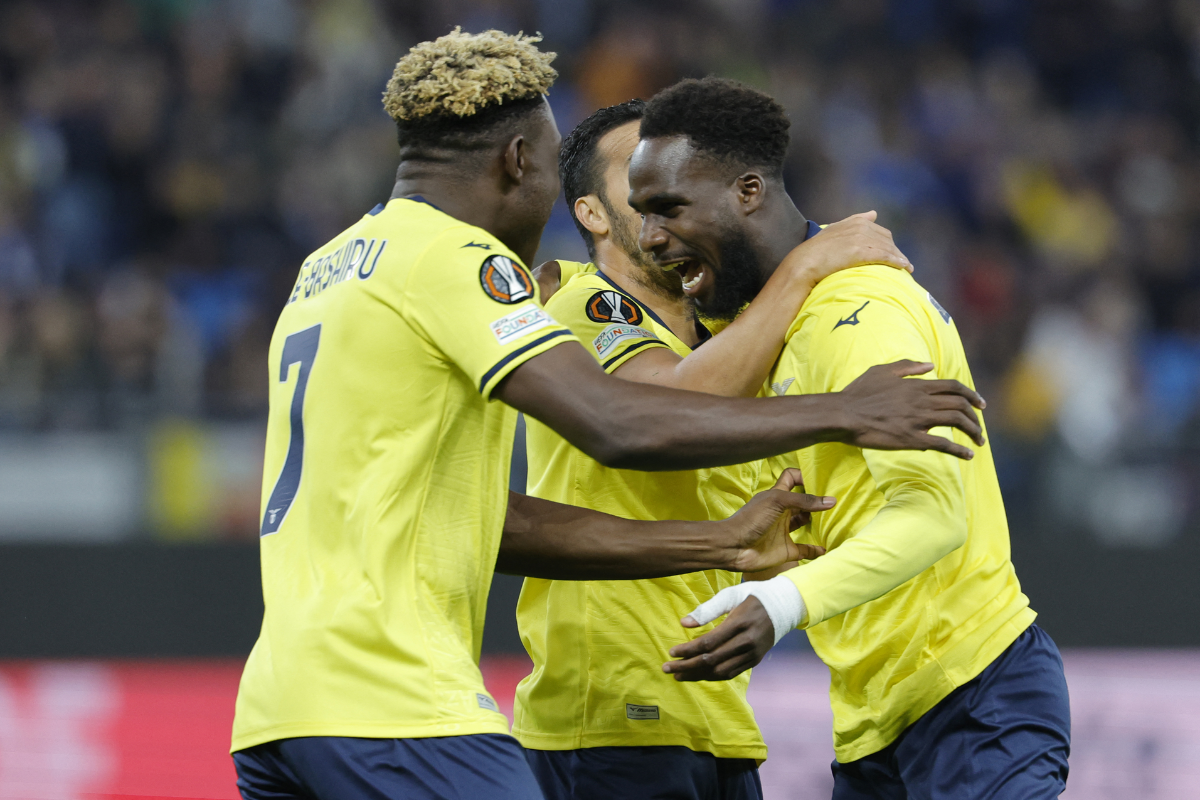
[231,31,990,800]
[626,78,1071,798]
[515,99,917,800]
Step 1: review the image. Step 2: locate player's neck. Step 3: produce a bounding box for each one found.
[753,201,810,285]
[389,172,540,266]
[594,242,700,347]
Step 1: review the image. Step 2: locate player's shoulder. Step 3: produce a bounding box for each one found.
[547,262,605,302]
[792,266,932,332]
[543,265,638,321]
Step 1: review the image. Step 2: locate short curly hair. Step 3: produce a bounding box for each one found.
[640,78,790,176]
[560,100,646,259]
[383,28,557,150]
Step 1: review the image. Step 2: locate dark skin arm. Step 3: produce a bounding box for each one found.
[662,595,775,681]
[498,469,826,579]
[495,350,986,471]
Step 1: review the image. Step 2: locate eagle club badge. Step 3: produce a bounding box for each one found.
[585,290,644,325]
[479,255,535,304]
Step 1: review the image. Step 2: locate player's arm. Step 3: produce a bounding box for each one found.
[613,212,912,397]
[407,231,983,472]
[662,295,972,680]
[497,469,827,579]
[496,346,984,471]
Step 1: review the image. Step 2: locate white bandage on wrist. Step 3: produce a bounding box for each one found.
[685,575,806,646]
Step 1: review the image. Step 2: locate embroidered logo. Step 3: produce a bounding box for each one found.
[625,703,660,721]
[585,290,644,325]
[592,323,658,360]
[833,300,870,331]
[476,693,500,712]
[480,255,534,304]
[770,377,795,396]
[491,305,554,345]
[462,241,492,250]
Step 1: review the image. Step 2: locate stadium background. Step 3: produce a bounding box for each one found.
[0,0,1197,797]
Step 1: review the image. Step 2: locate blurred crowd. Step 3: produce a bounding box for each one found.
[0,0,1197,541]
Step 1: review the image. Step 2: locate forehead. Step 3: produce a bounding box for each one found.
[628,136,721,198]
[595,120,641,169]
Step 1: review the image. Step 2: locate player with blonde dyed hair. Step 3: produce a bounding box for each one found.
[232,30,987,800]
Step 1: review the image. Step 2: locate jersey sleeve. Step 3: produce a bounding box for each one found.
[403,231,579,399]
[781,275,969,628]
[544,279,672,374]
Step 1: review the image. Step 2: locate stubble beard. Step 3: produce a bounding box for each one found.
[697,225,766,322]
[603,194,684,302]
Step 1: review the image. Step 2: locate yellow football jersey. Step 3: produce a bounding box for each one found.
[231,198,578,752]
[514,262,768,761]
[764,265,1035,763]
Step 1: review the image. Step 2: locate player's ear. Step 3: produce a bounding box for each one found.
[503,134,526,184]
[573,194,611,238]
[734,172,766,215]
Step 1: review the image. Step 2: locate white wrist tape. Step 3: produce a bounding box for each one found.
[686,575,806,646]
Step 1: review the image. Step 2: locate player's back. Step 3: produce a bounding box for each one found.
[515,264,767,761]
[232,198,575,752]
[766,265,1036,761]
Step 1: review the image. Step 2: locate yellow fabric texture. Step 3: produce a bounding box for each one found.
[515,263,768,760]
[232,198,577,752]
[764,265,1035,763]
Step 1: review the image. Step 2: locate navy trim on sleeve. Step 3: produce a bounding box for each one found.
[478,329,574,394]
[805,219,822,239]
[601,338,666,371]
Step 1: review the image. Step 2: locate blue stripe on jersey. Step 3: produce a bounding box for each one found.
[601,338,663,371]
[479,329,574,393]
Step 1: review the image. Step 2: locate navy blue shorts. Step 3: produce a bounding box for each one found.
[233,733,545,800]
[525,745,762,800]
[831,623,1071,800]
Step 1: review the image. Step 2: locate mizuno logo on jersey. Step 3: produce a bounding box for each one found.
[770,378,794,396]
[626,703,660,720]
[585,290,644,325]
[833,300,870,330]
[479,255,534,304]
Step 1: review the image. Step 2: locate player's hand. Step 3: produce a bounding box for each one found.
[663,594,775,681]
[719,468,828,574]
[839,360,986,459]
[779,211,911,291]
[533,259,563,303]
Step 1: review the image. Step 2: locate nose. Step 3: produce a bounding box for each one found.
[638,216,668,254]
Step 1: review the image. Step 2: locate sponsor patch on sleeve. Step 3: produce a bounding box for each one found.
[585,290,644,325]
[491,304,555,345]
[592,323,659,360]
[480,254,535,304]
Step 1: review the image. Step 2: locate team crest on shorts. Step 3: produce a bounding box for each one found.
[479,255,535,304]
[585,290,644,325]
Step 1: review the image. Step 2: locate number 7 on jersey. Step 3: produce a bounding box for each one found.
[261,324,321,536]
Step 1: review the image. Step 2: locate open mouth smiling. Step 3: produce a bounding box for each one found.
[658,257,710,298]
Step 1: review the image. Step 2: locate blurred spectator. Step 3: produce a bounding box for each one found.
[0,0,1195,542]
